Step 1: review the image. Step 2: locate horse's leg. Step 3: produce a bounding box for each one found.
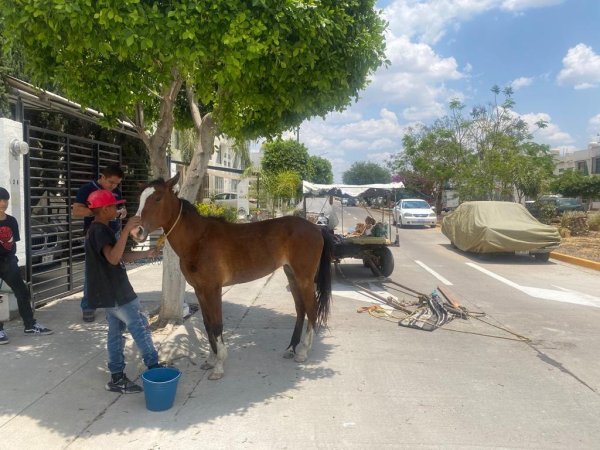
[195,286,228,380]
[199,315,217,370]
[293,277,318,363]
[282,265,306,360]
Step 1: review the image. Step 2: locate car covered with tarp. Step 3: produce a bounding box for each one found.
[441,201,561,261]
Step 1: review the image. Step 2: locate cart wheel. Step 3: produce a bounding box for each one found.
[369,247,394,277]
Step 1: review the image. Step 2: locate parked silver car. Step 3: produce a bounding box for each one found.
[392,199,437,228]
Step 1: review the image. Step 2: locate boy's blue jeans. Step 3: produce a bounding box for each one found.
[105,298,159,374]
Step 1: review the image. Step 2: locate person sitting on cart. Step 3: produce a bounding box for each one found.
[347,216,376,237]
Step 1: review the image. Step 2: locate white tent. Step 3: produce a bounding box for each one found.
[302,181,405,198]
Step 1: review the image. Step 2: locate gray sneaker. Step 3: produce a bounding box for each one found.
[105,374,143,394]
[24,323,53,335]
[0,329,8,344]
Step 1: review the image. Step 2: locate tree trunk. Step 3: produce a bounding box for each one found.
[158,89,216,322]
[159,244,186,324]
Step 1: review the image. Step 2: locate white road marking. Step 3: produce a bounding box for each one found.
[414,260,453,285]
[331,281,396,308]
[466,262,600,308]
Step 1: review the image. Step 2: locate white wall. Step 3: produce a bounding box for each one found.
[0,118,27,321]
[0,118,26,263]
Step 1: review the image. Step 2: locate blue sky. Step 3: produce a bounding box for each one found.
[280,0,600,182]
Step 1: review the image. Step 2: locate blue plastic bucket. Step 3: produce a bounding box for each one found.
[141,367,181,412]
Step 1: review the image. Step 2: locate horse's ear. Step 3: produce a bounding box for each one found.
[166,172,181,191]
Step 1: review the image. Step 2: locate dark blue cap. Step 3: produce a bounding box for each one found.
[0,187,9,200]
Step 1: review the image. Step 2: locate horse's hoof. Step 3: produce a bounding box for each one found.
[208,371,223,380]
[200,361,214,370]
[282,349,295,359]
[294,354,307,363]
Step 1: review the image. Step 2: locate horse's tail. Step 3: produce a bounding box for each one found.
[315,227,334,328]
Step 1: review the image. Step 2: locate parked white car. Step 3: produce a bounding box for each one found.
[393,199,437,228]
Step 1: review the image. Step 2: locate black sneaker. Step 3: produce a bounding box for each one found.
[0,329,9,344]
[82,310,96,322]
[24,323,53,335]
[105,374,143,394]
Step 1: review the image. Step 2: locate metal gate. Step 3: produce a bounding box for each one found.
[23,124,121,305]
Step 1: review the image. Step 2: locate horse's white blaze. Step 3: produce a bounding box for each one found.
[135,187,155,217]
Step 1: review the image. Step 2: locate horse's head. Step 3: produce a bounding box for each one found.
[130,172,181,242]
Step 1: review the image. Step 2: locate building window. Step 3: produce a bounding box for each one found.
[231,180,239,192]
[593,157,600,175]
[576,161,589,175]
[215,176,224,194]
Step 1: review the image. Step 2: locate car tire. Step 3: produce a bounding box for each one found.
[533,252,550,262]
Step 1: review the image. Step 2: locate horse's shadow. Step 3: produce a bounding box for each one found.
[95,297,337,433]
[0,294,337,443]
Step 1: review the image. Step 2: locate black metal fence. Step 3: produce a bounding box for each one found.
[24,124,121,305]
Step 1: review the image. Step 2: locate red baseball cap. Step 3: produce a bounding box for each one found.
[87,189,126,209]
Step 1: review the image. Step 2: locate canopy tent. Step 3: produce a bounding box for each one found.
[302,181,405,199]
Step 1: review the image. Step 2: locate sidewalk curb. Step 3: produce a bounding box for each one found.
[550,251,600,271]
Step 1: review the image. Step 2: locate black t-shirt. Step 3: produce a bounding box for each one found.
[0,215,19,258]
[85,222,136,308]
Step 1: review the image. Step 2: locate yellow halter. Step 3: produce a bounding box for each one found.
[155,200,183,250]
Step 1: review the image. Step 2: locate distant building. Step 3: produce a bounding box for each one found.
[552,141,600,209]
[553,141,600,176]
[169,133,247,201]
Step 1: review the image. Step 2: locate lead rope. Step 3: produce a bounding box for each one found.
[155,201,183,250]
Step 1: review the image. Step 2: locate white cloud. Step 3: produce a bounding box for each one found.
[520,112,574,146]
[366,34,464,121]
[511,77,533,90]
[588,114,600,135]
[557,43,600,89]
[384,0,563,45]
[301,108,407,181]
[501,0,563,11]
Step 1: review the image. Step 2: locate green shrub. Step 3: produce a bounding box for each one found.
[588,212,600,231]
[536,201,557,224]
[195,202,238,223]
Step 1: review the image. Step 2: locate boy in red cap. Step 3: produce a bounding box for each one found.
[85,189,163,393]
[0,187,52,344]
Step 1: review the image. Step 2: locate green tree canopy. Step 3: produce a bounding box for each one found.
[342,161,390,184]
[390,86,552,210]
[308,155,334,184]
[551,170,600,199]
[1,0,387,177]
[261,138,313,181]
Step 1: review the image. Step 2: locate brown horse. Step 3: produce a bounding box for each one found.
[130,174,333,379]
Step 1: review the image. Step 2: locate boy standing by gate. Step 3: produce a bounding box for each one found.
[85,189,163,393]
[73,164,127,322]
[0,187,52,344]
